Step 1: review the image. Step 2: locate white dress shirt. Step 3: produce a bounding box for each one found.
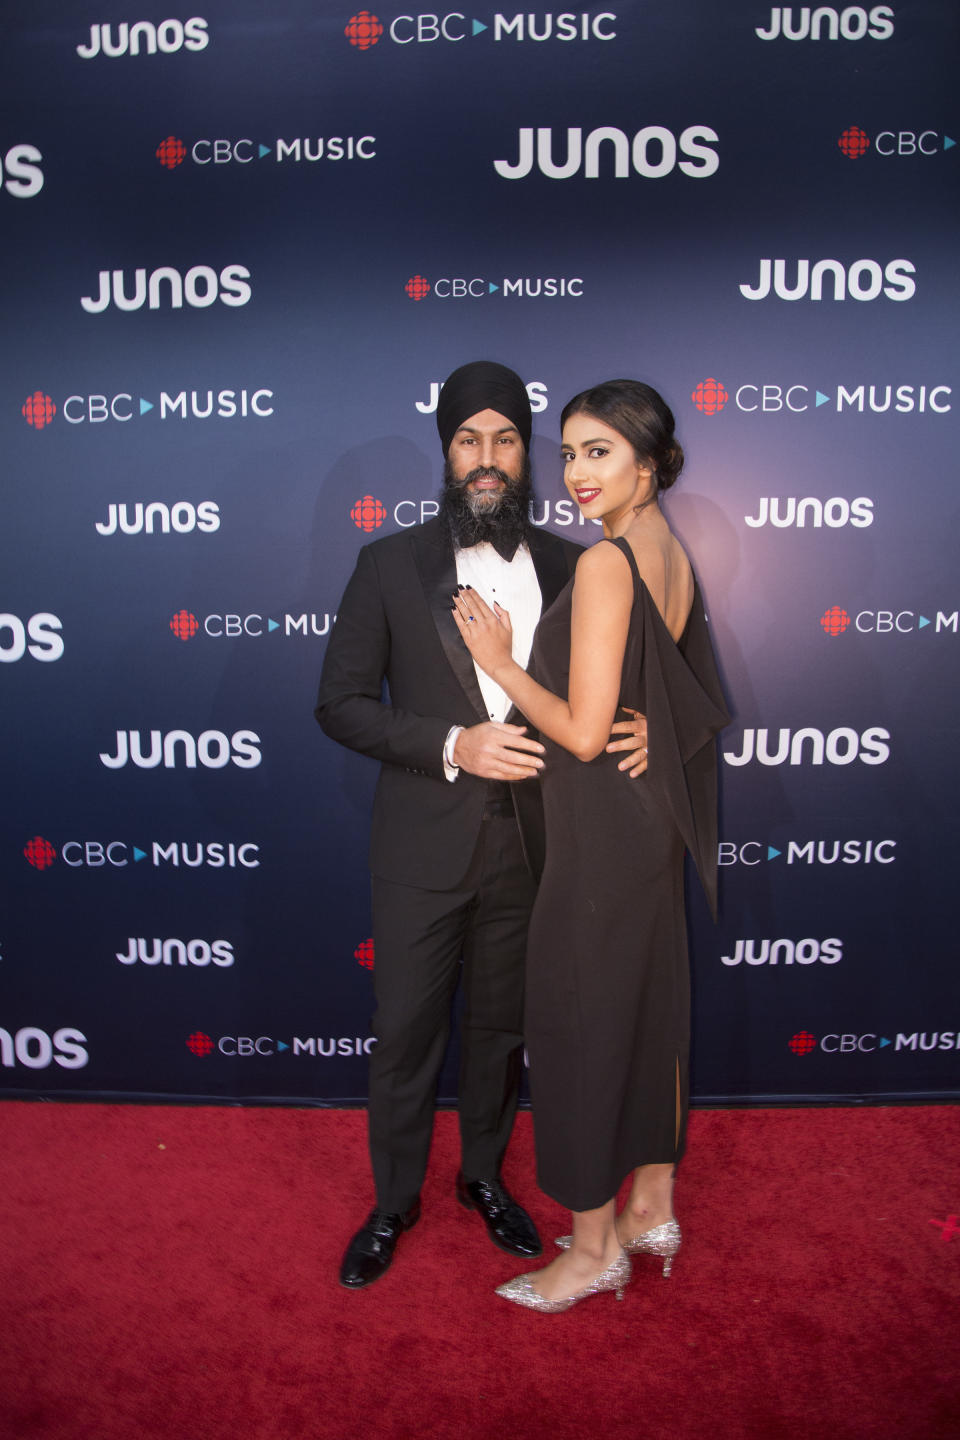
[443,540,542,779]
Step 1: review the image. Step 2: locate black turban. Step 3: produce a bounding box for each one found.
[436,360,532,456]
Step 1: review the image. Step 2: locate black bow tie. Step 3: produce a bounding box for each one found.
[461,536,521,563]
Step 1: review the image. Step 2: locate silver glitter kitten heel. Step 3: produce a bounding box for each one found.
[555,1220,682,1277]
[494,1249,631,1313]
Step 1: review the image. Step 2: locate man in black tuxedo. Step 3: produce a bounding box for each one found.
[316,361,645,1288]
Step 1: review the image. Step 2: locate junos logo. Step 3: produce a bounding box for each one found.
[415,379,548,413]
[494,126,719,179]
[96,502,220,536]
[0,613,63,662]
[0,1026,88,1069]
[77,17,209,58]
[838,125,955,159]
[745,497,873,528]
[722,938,842,966]
[81,265,251,313]
[117,938,234,967]
[740,258,914,301]
[722,726,890,767]
[755,6,894,41]
[718,839,896,866]
[99,729,262,769]
[1,145,43,198]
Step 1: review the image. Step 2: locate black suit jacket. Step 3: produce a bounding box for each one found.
[315,517,582,891]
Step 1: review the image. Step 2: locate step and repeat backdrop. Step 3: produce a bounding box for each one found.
[2,1,957,1106]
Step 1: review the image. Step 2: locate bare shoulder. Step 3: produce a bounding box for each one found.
[575,537,633,579]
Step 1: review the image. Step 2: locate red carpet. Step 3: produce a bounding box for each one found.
[1,1103,957,1439]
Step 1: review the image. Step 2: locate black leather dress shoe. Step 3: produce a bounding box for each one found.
[339,1200,421,1289]
[456,1173,542,1257]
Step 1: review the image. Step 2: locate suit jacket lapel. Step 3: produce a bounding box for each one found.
[528,526,575,611]
[412,520,488,721]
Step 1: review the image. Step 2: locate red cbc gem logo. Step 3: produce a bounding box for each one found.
[169,610,199,641]
[819,606,851,637]
[691,378,728,415]
[22,392,56,429]
[351,495,386,532]
[354,938,375,970]
[345,11,383,48]
[789,1031,817,1056]
[838,126,870,160]
[405,275,431,302]
[24,836,57,870]
[186,1031,215,1057]
[156,135,186,169]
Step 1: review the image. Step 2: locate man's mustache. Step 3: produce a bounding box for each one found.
[451,465,513,489]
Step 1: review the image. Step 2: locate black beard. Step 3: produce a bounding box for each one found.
[440,457,533,553]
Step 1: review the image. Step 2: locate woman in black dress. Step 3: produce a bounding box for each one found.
[452,381,727,1313]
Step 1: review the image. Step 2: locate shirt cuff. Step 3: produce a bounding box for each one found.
[443,725,464,782]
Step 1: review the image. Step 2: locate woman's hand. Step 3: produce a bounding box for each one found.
[607,707,649,777]
[451,586,514,680]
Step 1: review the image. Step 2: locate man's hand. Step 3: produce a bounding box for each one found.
[453,721,545,781]
[606,706,648,777]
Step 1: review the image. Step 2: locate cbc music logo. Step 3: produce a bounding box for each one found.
[718,839,895,867]
[1,144,43,199]
[837,125,956,159]
[0,1026,88,1070]
[722,938,842,967]
[0,613,63,663]
[348,490,608,534]
[404,273,583,300]
[168,609,334,640]
[755,6,894,41]
[99,729,262,769]
[80,266,252,314]
[97,502,220,537]
[351,495,387,530]
[344,11,617,46]
[494,125,719,180]
[690,379,727,415]
[186,1031,378,1058]
[789,1030,960,1055]
[350,493,441,531]
[23,388,273,429]
[355,937,375,969]
[722,726,890,767]
[22,392,56,428]
[155,134,376,168]
[739,257,915,302]
[23,837,261,871]
[76,18,209,59]
[819,606,957,637]
[117,938,234,967]
[691,377,950,416]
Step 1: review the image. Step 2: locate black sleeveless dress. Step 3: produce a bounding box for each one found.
[524,536,728,1212]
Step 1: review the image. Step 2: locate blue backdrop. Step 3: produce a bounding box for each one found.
[2,0,957,1105]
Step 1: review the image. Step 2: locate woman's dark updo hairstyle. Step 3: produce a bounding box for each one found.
[560,379,684,492]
